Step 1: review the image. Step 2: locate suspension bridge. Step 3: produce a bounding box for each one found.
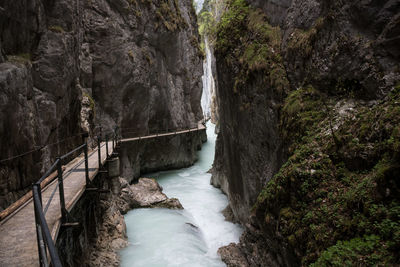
[0,123,206,267]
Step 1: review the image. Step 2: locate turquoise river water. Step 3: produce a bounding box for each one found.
[120,122,243,266]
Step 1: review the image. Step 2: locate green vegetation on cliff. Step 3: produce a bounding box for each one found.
[215,0,288,95]
[155,0,186,31]
[215,0,400,265]
[256,85,400,265]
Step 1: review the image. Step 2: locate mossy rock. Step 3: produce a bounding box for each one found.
[255,85,400,265]
[214,0,288,96]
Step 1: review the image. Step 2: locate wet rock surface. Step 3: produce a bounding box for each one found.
[218,243,249,267]
[84,0,203,133]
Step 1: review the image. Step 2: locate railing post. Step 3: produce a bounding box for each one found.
[33,184,48,267]
[105,134,109,158]
[84,143,90,185]
[57,158,67,223]
[36,183,43,207]
[81,133,90,185]
[97,136,101,169]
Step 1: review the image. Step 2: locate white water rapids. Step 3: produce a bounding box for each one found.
[120,122,243,266]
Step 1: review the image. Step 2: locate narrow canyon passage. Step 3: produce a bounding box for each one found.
[120,122,243,266]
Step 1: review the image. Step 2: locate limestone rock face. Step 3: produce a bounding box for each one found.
[248,0,400,97]
[0,0,84,209]
[213,0,400,225]
[248,0,292,26]
[0,0,203,210]
[212,0,400,266]
[211,43,286,223]
[84,0,203,134]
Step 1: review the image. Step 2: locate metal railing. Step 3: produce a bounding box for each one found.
[30,121,204,266]
[32,130,118,266]
[119,121,206,140]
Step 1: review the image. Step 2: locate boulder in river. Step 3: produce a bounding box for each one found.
[218,243,249,267]
[119,177,183,213]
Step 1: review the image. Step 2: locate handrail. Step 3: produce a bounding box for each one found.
[37,160,60,185]
[33,184,62,267]
[60,143,86,161]
[31,130,118,266]
[119,125,205,140]
[29,122,203,266]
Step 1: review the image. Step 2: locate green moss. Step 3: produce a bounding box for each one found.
[7,53,31,64]
[156,0,186,31]
[83,92,95,113]
[287,17,325,58]
[215,0,249,55]
[280,86,326,153]
[311,235,392,266]
[128,50,134,59]
[215,0,288,95]
[254,85,400,265]
[128,0,142,17]
[198,10,216,41]
[48,25,65,33]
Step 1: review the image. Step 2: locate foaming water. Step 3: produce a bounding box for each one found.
[120,122,243,266]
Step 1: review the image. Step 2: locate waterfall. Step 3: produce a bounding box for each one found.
[201,37,215,120]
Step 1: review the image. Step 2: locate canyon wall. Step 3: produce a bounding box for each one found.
[212,0,400,265]
[0,0,203,210]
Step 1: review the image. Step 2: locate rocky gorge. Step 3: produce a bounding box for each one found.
[1,0,400,266]
[206,0,400,266]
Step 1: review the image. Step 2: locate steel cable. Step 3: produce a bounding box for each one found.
[0,132,85,163]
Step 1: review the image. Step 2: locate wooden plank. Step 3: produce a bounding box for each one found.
[0,141,113,267]
[0,126,205,266]
[0,166,66,222]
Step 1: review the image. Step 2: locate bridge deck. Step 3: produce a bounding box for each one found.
[0,142,113,267]
[0,125,206,266]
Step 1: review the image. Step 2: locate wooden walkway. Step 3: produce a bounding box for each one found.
[0,141,113,267]
[0,124,207,266]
